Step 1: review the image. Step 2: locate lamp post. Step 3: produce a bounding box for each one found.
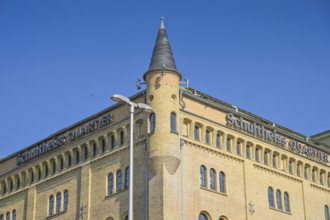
[111,94,153,220]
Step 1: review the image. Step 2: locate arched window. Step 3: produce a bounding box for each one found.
[268,187,274,208]
[56,192,62,213]
[304,166,309,179]
[76,150,80,164]
[200,165,206,188]
[289,160,293,174]
[111,135,115,149]
[84,147,88,160]
[150,113,156,133]
[216,133,221,148]
[120,131,125,145]
[272,154,277,168]
[312,169,317,182]
[205,130,210,145]
[108,173,114,195]
[49,195,54,215]
[219,171,226,193]
[236,141,241,155]
[64,190,69,211]
[45,164,49,177]
[125,167,129,189]
[219,216,228,220]
[328,174,330,187]
[226,137,231,152]
[276,190,282,210]
[255,148,260,162]
[60,158,64,171]
[93,143,97,156]
[325,205,330,220]
[5,212,9,220]
[30,170,34,184]
[170,112,176,132]
[297,163,301,177]
[264,151,269,165]
[11,210,16,220]
[0,215,3,220]
[246,144,251,159]
[210,169,216,190]
[3,181,6,194]
[16,177,20,189]
[284,192,290,212]
[52,160,56,174]
[194,126,200,141]
[117,170,122,192]
[68,154,72,167]
[320,172,324,185]
[102,139,106,153]
[37,167,42,180]
[9,180,13,192]
[125,216,128,220]
[199,213,208,220]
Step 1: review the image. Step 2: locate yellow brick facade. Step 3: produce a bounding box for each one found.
[1,19,330,220]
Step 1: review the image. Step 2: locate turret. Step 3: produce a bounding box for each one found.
[144,17,182,220]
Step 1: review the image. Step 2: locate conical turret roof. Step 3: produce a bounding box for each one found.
[144,17,181,80]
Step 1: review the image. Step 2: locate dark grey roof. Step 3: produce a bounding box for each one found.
[144,17,181,80]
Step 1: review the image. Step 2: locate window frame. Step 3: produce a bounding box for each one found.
[284,192,290,212]
[108,173,114,195]
[117,170,122,192]
[219,171,226,193]
[170,112,177,132]
[210,168,216,190]
[200,165,207,188]
[268,187,274,208]
[56,192,62,213]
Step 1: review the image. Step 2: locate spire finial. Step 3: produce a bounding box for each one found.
[160,17,165,29]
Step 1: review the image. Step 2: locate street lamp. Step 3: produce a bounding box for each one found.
[111,94,153,220]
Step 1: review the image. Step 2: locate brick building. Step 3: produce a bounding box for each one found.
[1,18,330,220]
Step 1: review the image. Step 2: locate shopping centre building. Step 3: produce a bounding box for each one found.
[1,18,330,220]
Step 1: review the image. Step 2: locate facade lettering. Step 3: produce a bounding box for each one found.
[227,113,329,164]
[16,113,114,166]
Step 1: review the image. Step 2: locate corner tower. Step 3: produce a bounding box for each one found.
[144,17,182,220]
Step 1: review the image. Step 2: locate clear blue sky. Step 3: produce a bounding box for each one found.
[1,0,329,158]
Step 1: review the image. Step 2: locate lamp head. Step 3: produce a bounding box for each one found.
[111,94,132,105]
[137,103,153,113]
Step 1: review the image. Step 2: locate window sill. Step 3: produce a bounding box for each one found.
[170,130,179,135]
[105,188,128,200]
[200,186,227,196]
[46,210,67,219]
[269,206,291,215]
